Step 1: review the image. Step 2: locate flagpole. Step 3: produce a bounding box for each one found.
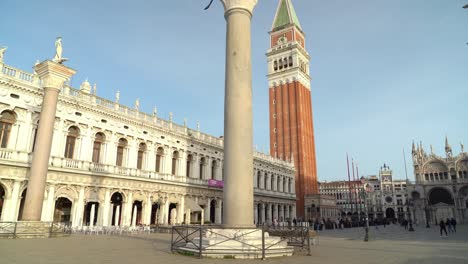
[403,148,415,231]
[352,158,357,222]
[347,154,353,221]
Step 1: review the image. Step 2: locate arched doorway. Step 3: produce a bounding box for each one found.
[429,188,454,223]
[210,200,216,224]
[0,184,5,220]
[54,197,72,223]
[17,189,27,221]
[150,203,160,225]
[429,188,454,205]
[131,201,143,226]
[168,203,177,224]
[84,202,99,226]
[111,192,123,226]
[385,208,395,219]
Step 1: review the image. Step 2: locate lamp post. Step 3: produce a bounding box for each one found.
[362,184,372,242]
[407,199,415,232]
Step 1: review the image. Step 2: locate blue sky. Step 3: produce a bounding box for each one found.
[1,0,467,181]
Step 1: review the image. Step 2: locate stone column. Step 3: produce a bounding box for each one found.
[215,199,222,224]
[45,185,56,222]
[204,198,211,223]
[102,189,111,226]
[22,61,76,221]
[254,204,258,225]
[177,195,185,224]
[124,192,133,226]
[221,0,257,228]
[6,181,21,221]
[260,204,265,224]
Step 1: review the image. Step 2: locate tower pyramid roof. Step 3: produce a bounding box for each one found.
[272,0,303,32]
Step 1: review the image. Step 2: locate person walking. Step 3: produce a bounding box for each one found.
[439,220,448,237]
[446,218,452,233]
[451,218,457,233]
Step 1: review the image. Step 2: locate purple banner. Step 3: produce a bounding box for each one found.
[208,179,224,188]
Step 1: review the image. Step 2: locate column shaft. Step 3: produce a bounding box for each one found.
[222,7,254,228]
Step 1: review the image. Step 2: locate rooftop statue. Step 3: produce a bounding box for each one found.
[53,37,67,64]
[0,46,7,63]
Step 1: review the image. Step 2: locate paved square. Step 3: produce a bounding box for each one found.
[1,225,467,264]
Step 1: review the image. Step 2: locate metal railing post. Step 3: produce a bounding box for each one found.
[198,226,203,259]
[13,222,18,239]
[307,228,311,256]
[262,226,266,260]
[170,226,174,252]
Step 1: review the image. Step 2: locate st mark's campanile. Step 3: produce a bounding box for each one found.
[268,0,318,218]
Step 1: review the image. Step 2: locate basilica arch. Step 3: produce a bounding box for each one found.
[428,187,454,205]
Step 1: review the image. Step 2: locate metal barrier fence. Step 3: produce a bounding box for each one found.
[171,225,311,259]
[0,221,72,238]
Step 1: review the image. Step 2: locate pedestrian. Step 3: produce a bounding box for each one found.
[451,218,457,233]
[293,218,297,227]
[446,218,452,233]
[439,220,448,237]
[383,218,386,228]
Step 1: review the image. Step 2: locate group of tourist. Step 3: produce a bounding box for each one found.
[439,218,457,236]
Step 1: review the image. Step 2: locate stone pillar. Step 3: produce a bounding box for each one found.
[204,198,211,223]
[260,204,265,224]
[215,199,222,224]
[273,204,278,221]
[158,197,168,225]
[178,195,185,224]
[124,192,133,226]
[143,195,152,225]
[254,204,258,225]
[221,0,257,228]
[45,185,55,222]
[6,181,21,221]
[22,61,76,221]
[102,189,111,227]
[74,187,85,226]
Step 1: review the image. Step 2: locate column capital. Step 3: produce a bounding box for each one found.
[220,0,258,15]
[34,60,76,91]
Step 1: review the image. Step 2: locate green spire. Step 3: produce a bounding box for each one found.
[272,0,302,31]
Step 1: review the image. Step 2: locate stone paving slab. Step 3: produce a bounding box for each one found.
[1,225,467,264]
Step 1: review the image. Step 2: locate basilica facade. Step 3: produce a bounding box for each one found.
[0,56,297,227]
[408,140,468,225]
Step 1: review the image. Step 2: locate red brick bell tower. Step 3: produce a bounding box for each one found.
[268,0,318,218]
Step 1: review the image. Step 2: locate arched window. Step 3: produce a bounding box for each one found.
[199,157,206,179]
[186,154,193,177]
[116,138,127,166]
[288,56,293,67]
[288,179,292,193]
[279,59,283,70]
[0,110,16,148]
[277,177,281,191]
[155,147,164,173]
[137,143,147,170]
[171,151,179,175]
[284,57,288,68]
[273,60,278,71]
[64,126,80,159]
[264,173,268,190]
[92,132,106,163]
[271,175,275,190]
[211,160,217,180]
